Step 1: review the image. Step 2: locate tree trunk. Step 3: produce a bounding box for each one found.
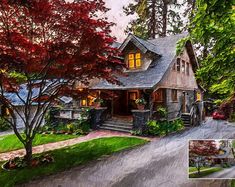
[197,167,200,174]
[149,0,157,39]
[161,0,168,37]
[24,140,33,165]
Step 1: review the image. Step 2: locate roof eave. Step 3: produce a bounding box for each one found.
[185,40,199,73]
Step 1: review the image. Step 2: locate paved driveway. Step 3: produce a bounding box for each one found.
[21,118,235,187]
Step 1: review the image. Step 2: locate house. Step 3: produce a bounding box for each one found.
[1,33,203,132]
[86,33,203,131]
[211,140,235,166]
[0,84,45,129]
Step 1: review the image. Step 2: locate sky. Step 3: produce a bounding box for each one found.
[104,0,134,42]
[66,0,134,42]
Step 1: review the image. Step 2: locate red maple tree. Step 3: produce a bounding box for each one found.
[0,0,123,164]
[189,140,219,174]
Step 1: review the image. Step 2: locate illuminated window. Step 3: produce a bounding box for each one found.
[182,60,185,73]
[154,89,163,102]
[1,106,10,116]
[129,92,137,100]
[5,108,10,116]
[128,52,142,69]
[176,58,181,72]
[81,99,87,106]
[171,89,178,102]
[186,62,190,75]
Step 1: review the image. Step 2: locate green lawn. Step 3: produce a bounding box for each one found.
[0,133,79,153]
[189,167,223,178]
[0,137,147,186]
[189,166,210,173]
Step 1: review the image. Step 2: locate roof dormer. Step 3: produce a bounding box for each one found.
[119,34,161,72]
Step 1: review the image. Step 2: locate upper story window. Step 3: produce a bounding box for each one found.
[186,62,190,75]
[176,58,181,72]
[182,60,185,73]
[128,52,142,69]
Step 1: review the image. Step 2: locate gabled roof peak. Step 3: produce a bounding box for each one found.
[119,33,161,55]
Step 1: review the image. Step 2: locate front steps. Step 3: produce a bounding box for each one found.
[181,113,191,127]
[100,119,133,133]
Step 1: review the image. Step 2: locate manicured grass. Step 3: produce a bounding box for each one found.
[0,133,79,153]
[0,137,147,186]
[189,167,223,178]
[189,166,210,173]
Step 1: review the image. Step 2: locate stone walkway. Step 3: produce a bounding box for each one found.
[0,130,151,161]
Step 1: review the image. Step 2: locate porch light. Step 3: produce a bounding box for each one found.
[196,92,201,101]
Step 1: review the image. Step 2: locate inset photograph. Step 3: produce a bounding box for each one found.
[189,139,235,179]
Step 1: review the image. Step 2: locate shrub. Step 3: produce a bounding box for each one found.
[40,107,91,135]
[146,119,184,136]
[0,117,10,131]
[146,120,161,136]
[44,107,61,127]
[74,119,90,134]
[229,113,235,122]
[66,123,75,133]
[156,107,167,118]
[214,99,223,106]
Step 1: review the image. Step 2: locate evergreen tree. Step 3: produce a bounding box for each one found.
[123,0,186,39]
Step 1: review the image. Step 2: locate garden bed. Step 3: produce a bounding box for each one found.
[0,137,147,186]
[131,118,184,137]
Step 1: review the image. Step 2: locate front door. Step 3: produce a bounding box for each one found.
[113,91,128,116]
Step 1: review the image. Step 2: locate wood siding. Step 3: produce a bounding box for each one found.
[157,48,198,90]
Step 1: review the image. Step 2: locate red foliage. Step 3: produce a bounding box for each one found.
[0,0,125,162]
[189,140,219,157]
[0,0,123,96]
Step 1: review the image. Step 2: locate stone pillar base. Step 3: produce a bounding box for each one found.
[90,107,107,130]
[131,110,150,132]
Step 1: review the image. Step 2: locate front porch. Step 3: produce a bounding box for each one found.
[53,88,201,133]
[99,89,167,118]
[90,89,167,132]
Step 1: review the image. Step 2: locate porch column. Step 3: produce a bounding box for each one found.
[90,107,107,130]
[131,110,150,132]
[143,89,154,117]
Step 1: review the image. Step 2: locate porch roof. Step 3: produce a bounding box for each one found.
[92,33,187,90]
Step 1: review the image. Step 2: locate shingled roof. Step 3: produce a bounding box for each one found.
[92,32,191,90]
